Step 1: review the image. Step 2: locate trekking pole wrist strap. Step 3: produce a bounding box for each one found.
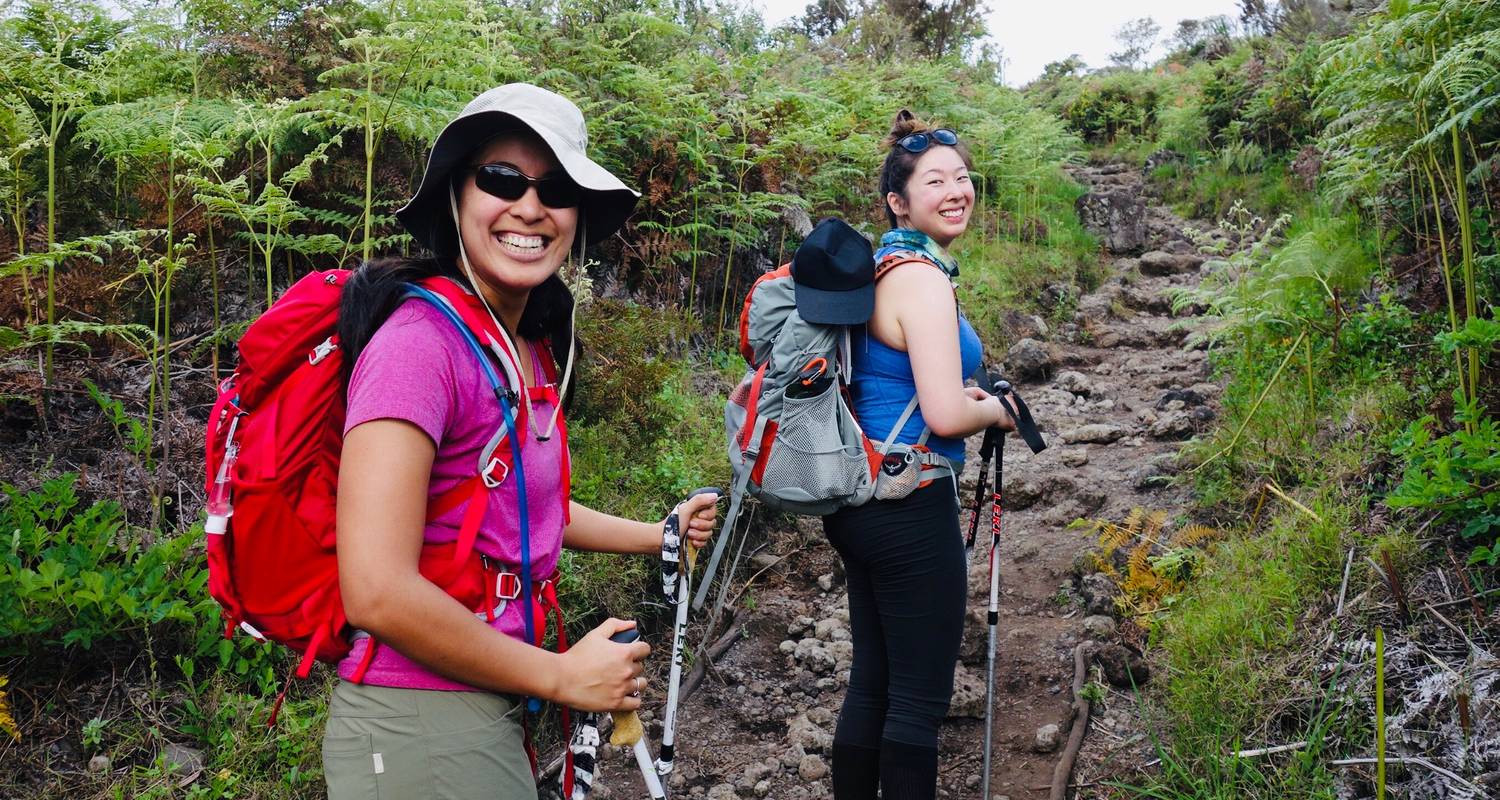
[1003,390,1046,454]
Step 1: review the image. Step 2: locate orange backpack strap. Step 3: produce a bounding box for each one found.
[874,254,945,283]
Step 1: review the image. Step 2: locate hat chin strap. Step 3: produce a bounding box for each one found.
[448,184,571,441]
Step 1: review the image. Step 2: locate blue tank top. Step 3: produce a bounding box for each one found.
[848,314,983,465]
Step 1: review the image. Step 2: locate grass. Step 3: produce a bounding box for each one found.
[1153,496,1349,748]
[1085,117,1432,798]
[1152,159,1305,222]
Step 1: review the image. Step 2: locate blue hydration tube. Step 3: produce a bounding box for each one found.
[402,286,539,710]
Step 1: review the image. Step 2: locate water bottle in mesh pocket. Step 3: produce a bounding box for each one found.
[873,445,921,501]
[758,381,869,504]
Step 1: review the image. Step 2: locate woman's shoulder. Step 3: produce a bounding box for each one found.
[353,298,478,384]
[874,259,955,308]
[367,297,471,350]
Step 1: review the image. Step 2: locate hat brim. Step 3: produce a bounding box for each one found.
[794,283,875,326]
[396,110,639,253]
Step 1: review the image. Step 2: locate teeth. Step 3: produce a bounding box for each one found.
[940,209,964,218]
[498,232,544,250]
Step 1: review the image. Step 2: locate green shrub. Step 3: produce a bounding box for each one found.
[1388,391,1500,565]
[1058,71,1161,144]
[0,475,201,653]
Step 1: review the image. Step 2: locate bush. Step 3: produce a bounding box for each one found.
[1388,392,1500,565]
[0,475,202,653]
[1057,71,1161,144]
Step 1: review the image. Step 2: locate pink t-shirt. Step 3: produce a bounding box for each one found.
[338,298,568,690]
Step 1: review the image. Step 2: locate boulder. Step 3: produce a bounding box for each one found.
[999,475,1046,510]
[1054,370,1094,397]
[1003,338,1055,382]
[947,662,987,718]
[1082,615,1117,638]
[1095,644,1151,688]
[1060,424,1128,445]
[787,713,833,753]
[160,743,203,774]
[1155,387,1206,409]
[1004,310,1050,340]
[1033,723,1063,753]
[1148,411,1196,440]
[1138,250,1204,276]
[781,204,813,238]
[793,639,836,675]
[1144,150,1183,172]
[1128,455,1179,492]
[1079,573,1120,615]
[798,755,830,782]
[1060,448,1089,467]
[1076,189,1148,255]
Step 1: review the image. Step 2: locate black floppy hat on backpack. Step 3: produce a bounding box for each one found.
[790,217,875,325]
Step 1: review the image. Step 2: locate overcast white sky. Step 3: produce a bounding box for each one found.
[749,0,1245,86]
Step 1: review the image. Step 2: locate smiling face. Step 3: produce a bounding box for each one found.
[885,146,973,248]
[455,131,579,310]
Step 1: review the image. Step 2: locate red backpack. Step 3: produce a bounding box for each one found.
[202,269,572,717]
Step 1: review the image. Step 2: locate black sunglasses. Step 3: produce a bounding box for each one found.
[466,163,581,209]
[895,128,959,154]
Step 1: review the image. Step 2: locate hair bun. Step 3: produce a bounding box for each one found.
[882,109,932,149]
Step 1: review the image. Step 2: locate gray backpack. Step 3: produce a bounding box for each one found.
[691,258,954,611]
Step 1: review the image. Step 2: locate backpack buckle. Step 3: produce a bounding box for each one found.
[308,337,337,365]
[482,457,510,488]
[495,571,521,601]
[238,620,267,642]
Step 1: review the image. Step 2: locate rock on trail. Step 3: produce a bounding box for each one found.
[597,160,1224,799]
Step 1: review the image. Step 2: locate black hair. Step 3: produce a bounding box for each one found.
[339,256,579,411]
[877,109,974,229]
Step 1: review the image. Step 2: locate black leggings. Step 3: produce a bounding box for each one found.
[823,476,966,800]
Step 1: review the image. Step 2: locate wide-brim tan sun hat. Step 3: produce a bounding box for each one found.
[397,83,640,252]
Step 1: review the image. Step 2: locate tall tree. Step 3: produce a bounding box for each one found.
[883,0,988,59]
[1239,0,1273,36]
[1109,16,1160,69]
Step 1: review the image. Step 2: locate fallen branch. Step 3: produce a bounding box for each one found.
[680,610,746,700]
[1050,643,1093,800]
[1264,481,1324,523]
[1233,741,1307,758]
[1330,757,1482,794]
[1447,546,1488,625]
[1335,547,1355,617]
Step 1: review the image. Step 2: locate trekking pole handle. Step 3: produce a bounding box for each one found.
[610,629,642,645]
[675,487,722,555]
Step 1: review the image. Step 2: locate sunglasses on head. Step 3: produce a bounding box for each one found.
[895,128,959,154]
[466,163,581,209]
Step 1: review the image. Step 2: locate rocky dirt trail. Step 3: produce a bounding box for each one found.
[596,161,1232,800]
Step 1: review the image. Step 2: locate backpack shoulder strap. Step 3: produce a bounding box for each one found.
[412,277,526,398]
[874,254,945,283]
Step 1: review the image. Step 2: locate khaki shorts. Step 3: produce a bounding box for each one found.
[323,680,537,800]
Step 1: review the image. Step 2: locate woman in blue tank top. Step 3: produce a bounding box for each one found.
[824,110,1019,800]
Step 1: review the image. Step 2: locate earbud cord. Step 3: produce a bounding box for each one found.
[448,183,568,441]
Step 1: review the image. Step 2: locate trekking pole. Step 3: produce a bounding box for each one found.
[608,628,666,800]
[656,487,721,790]
[965,425,998,558]
[968,370,1045,800]
[980,379,1008,800]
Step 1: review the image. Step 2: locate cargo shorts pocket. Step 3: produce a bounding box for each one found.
[322,731,377,800]
[426,710,535,800]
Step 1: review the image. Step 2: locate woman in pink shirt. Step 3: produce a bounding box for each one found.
[324,84,718,800]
